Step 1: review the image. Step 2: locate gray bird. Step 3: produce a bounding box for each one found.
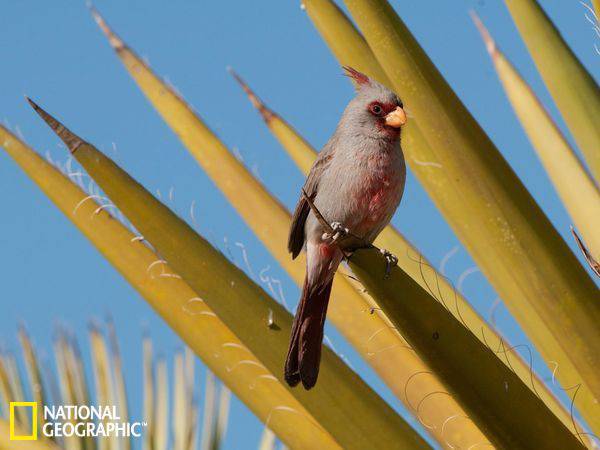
[286,67,407,389]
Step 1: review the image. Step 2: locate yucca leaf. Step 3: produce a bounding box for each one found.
[89,9,478,446]
[141,338,153,450]
[256,1,583,437]
[52,334,82,450]
[0,353,31,429]
[89,326,116,450]
[572,228,600,278]
[199,372,217,450]
[0,359,11,420]
[173,353,187,450]
[341,0,600,431]
[60,332,96,450]
[594,0,600,17]
[183,349,198,450]
[17,328,46,436]
[213,385,231,450]
[258,428,277,450]
[106,319,130,450]
[503,0,600,182]
[154,359,168,450]
[4,354,28,428]
[348,247,584,449]
[1,127,339,449]
[473,14,600,262]
[25,103,431,450]
[304,0,389,84]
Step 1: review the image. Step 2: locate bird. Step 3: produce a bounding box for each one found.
[286,67,408,389]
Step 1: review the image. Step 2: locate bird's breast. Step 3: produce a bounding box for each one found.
[309,144,405,246]
[348,148,405,233]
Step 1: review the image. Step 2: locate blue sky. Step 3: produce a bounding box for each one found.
[1,1,598,448]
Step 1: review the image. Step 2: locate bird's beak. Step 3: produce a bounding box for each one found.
[384,106,407,128]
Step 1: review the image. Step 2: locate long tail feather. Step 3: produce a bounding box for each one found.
[285,277,333,389]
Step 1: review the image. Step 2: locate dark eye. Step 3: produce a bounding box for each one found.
[370,103,383,116]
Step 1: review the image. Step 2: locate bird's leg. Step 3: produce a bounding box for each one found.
[323,221,350,243]
[380,248,398,279]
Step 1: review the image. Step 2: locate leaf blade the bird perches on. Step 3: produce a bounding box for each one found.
[348,248,585,450]
[503,0,600,183]
[231,67,584,443]
[25,103,431,450]
[0,126,337,450]
[89,8,475,447]
[473,14,600,265]
[342,0,600,431]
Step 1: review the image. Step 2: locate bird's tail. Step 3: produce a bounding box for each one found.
[284,275,334,389]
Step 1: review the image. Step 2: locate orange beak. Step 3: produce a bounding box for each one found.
[384,106,407,128]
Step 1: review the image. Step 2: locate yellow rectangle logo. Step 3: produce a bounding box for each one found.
[9,402,37,441]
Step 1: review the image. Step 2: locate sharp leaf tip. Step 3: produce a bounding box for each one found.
[470,11,496,56]
[89,5,125,50]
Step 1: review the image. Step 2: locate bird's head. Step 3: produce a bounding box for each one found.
[339,66,407,142]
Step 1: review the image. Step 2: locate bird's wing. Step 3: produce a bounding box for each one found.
[288,143,335,259]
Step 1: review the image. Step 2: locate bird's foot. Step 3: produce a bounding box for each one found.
[323,221,349,243]
[380,248,398,279]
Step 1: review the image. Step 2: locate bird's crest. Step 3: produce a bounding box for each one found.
[343,66,371,89]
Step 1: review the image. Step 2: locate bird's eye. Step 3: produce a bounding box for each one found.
[370,103,383,116]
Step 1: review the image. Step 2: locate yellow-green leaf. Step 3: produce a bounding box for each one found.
[473,14,600,261]
[503,0,600,182]
[341,0,600,432]
[25,103,431,450]
[106,319,130,450]
[154,358,168,450]
[89,326,116,450]
[349,247,584,449]
[142,338,153,450]
[17,328,46,436]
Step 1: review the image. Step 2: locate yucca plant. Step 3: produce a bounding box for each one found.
[2,0,599,449]
[0,322,271,450]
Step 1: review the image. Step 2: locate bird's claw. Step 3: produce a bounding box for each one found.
[380,249,398,278]
[323,221,349,243]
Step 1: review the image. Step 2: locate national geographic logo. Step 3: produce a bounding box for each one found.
[8,403,146,440]
[9,402,38,440]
